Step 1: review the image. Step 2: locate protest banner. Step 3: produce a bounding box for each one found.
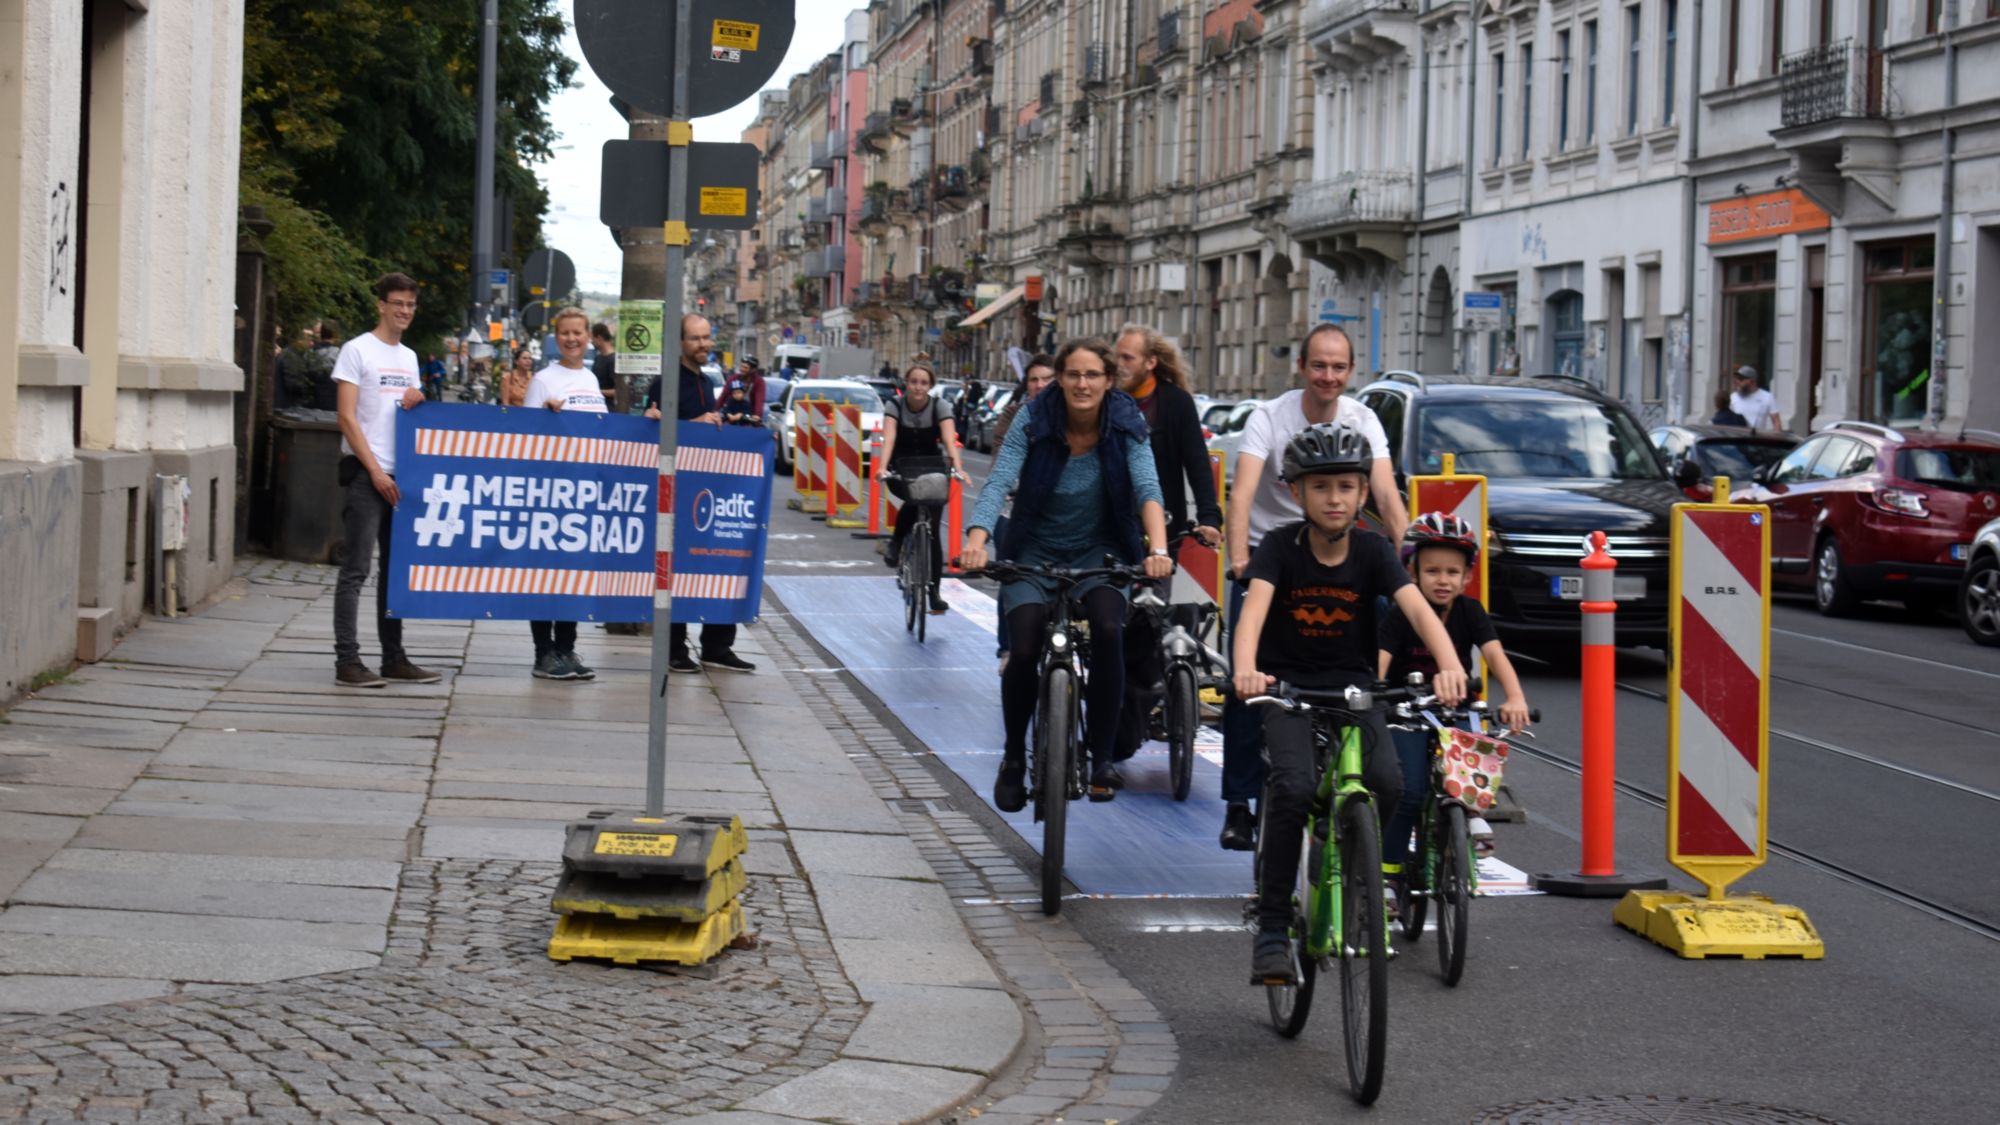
[387,405,771,624]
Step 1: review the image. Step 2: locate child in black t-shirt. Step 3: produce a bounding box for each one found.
[1377,513,1534,878]
[1231,423,1467,986]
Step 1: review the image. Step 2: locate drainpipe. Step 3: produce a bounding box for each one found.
[1677,0,1704,425]
[1928,0,1958,431]
[1414,26,1431,371]
[1461,15,1478,374]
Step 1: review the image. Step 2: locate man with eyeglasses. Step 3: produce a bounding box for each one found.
[331,272,441,689]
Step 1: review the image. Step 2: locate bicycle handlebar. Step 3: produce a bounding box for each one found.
[958,561,1150,586]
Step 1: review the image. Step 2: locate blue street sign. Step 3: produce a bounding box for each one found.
[490,269,511,287]
[1464,292,1504,311]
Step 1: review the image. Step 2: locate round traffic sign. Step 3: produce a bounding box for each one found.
[575,0,797,119]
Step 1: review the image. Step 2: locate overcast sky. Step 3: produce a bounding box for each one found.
[532,6,858,295]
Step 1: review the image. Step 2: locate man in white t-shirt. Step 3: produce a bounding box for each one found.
[520,309,609,682]
[332,272,440,688]
[1216,324,1409,850]
[1729,365,1784,432]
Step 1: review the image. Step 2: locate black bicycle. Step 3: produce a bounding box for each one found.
[884,463,954,642]
[964,559,1148,915]
[1127,561,1226,802]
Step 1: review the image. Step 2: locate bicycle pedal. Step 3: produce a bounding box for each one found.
[1254,973,1297,987]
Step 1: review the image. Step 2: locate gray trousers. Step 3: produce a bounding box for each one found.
[334,466,406,666]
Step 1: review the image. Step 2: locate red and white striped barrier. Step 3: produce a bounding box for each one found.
[826,405,867,528]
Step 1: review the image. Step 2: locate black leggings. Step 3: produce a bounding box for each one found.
[1256,704,1403,932]
[530,620,577,657]
[1001,588,1126,770]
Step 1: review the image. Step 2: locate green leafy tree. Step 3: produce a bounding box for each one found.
[240,0,576,345]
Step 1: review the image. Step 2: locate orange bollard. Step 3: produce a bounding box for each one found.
[853,431,892,539]
[945,432,964,572]
[1533,531,1668,897]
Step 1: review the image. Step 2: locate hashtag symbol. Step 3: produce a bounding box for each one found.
[413,473,470,548]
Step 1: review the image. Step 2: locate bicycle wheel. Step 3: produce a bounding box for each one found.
[901,540,919,635]
[1266,823,1319,1038]
[1165,664,1197,802]
[912,523,930,644]
[1435,802,1472,986]
[1037,666,1074,916]
[1398,799,1431,943]
[1337,799,1388,1105]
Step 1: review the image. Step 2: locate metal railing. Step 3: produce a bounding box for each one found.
[1082,46,1108,87]
[809,138,834,170]
[826,185,847,217]
[806,196,830,225]
[936,164,970,197]
[1284,171,1416,231]
[1780,39,1884,128]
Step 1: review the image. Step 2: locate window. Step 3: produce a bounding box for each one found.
[1626,5,1642,133]
[1721,254,1778,399]
[1726,0,1740,83]
[1805,437,1863,480]
[1550,290,1586,376]
[1559,31,1573,148]
[1768,0,1783,74]
[1862,239,1937,425]
[1415,399,1664,479]
[1585,21,1599,141]
[1493,52,1506,164]
[1365,391,1407,465]
[1771,437,1826,485]
[1665,0,1678,122]
[1521,44,1534,157]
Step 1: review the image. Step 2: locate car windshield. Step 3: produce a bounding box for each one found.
[795,386,882,411]
[1416,398,1664,479]
[1699,439,1792,480]
[1899,447,2000,492]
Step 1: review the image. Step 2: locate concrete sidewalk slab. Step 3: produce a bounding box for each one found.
[12,870,393,924]
[68,814,413,861]
[739,1059,984,1125]
[0,905,385,951]
[0,974,175,1016]
[0,933,378,984]
[840,983,1022,1074]
[37,847,401,888]
[789,830,935,880]
[0,813,80,901]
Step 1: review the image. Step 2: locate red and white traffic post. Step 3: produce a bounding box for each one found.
[1533,531,1667,897]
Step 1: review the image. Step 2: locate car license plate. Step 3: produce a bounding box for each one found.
[1952,543,1968,562]
[1551,575,1647,600]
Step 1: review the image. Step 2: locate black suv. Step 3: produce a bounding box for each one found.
[1356,374,1682,653]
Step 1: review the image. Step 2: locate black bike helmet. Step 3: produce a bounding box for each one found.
[1281,420,1373,482]
[1401,511,1480,566]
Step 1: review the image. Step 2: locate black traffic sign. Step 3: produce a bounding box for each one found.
[599,140,763,231]
[519,247,578,330]
[575,0,795,119]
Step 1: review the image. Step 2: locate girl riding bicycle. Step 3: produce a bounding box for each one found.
[1230,421,1468,984]
[960,338,1176,809]
[882,362,966,615]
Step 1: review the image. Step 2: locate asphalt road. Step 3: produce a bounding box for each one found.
[760,450,1995,1124]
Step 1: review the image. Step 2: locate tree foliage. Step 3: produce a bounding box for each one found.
[241,0,577,346]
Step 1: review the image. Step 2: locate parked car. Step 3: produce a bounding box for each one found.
[965,383,1013,452]
[1357,373,1681,653]
[1205,399,1265,488]
[759,375,792,451]
[1649,424,1800,501]
[1199,399,1239,435]
[772,380,886,476]
[1960,517,2000,646]
[1733,421,2000,616]
[860,376,902,405]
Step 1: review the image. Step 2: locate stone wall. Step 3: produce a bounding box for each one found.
[0,460,81,699]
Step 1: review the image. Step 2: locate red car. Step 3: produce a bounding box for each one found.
[1734,421,2000,616]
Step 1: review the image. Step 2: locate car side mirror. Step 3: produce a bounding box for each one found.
[1751,461,1774,484]
[1671,457,1701,489]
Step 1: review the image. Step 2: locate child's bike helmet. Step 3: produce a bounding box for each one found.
[1401,511,1480,566]
[1281,420,1373,482]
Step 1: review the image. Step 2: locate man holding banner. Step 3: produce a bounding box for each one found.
[646,314,757,674]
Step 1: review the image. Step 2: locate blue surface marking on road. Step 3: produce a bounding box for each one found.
[768,575,1252,898]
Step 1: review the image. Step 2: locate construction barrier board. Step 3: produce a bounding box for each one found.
[550,856,747,921]
[1408,462,1490,689]
[547,898,746,966]
[827,404,868,527]
[561,812,747,880]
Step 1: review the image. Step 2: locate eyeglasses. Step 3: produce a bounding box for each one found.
[382,299,418,311]
[1059,368,1110,383]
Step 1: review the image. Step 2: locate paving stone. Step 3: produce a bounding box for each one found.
[786,831,934,881]
[738,1059,979,1124]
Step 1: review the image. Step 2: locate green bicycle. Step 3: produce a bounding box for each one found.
[1247,680,1410,1106]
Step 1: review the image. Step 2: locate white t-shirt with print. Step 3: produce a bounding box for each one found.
[525,365,609,414]
[331,332,422,474]
[1730,387,1781,431]
[1236,389,1392,547]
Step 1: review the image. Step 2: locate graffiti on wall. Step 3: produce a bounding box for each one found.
[47,181,73,310]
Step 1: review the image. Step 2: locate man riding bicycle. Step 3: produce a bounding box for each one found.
[1231,421,1467,984]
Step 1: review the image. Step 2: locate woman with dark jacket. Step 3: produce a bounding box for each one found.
[960,339,1176,808]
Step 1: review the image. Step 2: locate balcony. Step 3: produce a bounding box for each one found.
[809,137,835,171]
[858,189,891,232]
[806,195,831,226]
[1304,0,1415,40]
[1285,171,1414,268]
[969,150,991,184]
[970,38,993,76]
[1780,40,1884,129]
[826,185,847,219]
[1157,11,1183,56]
[935,165,971,210]
[801,250,830,280]
[820,244,846,278]
[891,96,922,135]
[854,281,881,305]
[1081,46,1108,88]
[855,111,892,155]
[1039,72,1058,108]
[1058,198,1128,266]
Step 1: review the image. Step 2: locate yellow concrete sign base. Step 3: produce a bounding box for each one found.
[550,857,747,922]
[547,899,746,966]
[1614,890,1824,960]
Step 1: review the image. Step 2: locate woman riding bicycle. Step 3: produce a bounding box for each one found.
[882,362,966,615]
[960,338,1176,808]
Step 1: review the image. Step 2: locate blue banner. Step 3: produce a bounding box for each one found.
[666,422,775,625]
[385,405,772,624]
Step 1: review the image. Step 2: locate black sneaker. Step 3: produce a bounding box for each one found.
[884,540,902,568]
[702,650,757,674]
[993,760,1027,813]
[1087,763,1122,802]
[559,652,596,681]
[380,658,442,684]
[1219,801,1257,851]
[1252,931,1296,985]
[669,652,701,674]
[335,661,386,688]
[928,593,950,615]
[532,652,572,680]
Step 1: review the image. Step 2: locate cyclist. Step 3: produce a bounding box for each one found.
[960,338,1176,808]
[1219,324,1408,853]
[1230,421,1467,984]
[882,362,966,615]
[1113,326,1223,760]
[1377,513,1531,880]
[991,355,1056,674]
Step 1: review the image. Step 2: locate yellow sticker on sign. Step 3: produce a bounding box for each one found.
[593,832,680,857]
[700,187,749,217]
[713,20,760,51]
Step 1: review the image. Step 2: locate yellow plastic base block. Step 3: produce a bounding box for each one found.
[550,857,747,922]
[826,513,869,529]
[1614,890,1825,960]
[1199,687,1226,707]
[547,899,746,966]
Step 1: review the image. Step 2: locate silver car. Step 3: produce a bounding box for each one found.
[1960,517,2000,646]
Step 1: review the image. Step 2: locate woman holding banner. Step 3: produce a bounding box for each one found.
[881,362,965,615]
[519,308,607,682]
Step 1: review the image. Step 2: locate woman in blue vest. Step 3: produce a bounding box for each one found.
[960,338,1176,809]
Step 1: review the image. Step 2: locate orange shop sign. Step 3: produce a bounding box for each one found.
[1707,189,1830,245]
